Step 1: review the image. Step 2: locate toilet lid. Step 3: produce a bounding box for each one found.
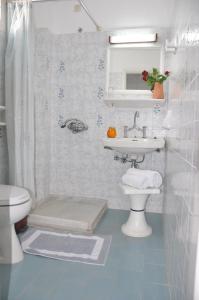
[0,185,30,206]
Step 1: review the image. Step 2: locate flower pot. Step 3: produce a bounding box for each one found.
[152,82,164,99]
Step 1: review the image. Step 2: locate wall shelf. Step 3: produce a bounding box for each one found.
[104,97,165,108]
[0,122,6,127]
[0,106,5,110]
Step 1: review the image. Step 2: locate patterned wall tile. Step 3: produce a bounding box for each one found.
[34,29,166,212]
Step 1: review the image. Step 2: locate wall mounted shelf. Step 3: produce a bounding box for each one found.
[0,122,6,127]
[105,90,165,108]
[0,106,5,110]
[104,97,165,108]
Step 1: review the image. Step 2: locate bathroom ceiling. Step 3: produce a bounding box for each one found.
[33,0,176,34]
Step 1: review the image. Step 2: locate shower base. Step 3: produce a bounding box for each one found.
[28,195,107,234]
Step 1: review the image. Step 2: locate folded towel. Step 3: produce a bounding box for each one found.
[122,168,162,189]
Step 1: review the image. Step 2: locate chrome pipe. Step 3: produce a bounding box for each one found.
[10,0,102,31]
[77,0,102,31]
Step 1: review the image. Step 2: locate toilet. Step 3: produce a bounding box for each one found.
[121,184,160,237]
[0,185,32,264]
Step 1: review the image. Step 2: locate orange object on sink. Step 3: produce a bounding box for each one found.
[107,127,117,138]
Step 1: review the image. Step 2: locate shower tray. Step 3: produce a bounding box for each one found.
[28,195,107,234]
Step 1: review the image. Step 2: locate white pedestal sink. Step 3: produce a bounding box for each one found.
[103,136,165,238]
[103,137,165,155]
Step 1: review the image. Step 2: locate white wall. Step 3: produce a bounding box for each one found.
[34,29,166,212]
[33,0,175,34]
[164,0,199,298]
[33,0,171,213]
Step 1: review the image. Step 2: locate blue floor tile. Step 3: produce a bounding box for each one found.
[6,209,169,300]
[143,249,166,265]
[142,283,170,300]
[142,263,168,285]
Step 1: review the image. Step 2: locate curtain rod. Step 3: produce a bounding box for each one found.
[77,0,101,31]
[12,0,102,31]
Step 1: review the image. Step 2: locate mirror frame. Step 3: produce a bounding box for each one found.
[106,44,165,100]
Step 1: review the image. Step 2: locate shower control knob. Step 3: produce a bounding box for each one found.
[121,157,127,163]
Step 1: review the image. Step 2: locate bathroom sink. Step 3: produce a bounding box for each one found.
[103,137,165,154]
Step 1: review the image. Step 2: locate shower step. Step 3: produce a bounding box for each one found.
[28,196,107,234]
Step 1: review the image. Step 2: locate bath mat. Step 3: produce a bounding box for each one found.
[20,227,112,266]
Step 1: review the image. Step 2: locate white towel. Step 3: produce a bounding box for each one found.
[122,168,162,189]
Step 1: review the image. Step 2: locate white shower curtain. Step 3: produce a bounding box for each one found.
[5,0,35,198]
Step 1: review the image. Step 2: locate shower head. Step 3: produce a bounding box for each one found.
[60,118,88,134]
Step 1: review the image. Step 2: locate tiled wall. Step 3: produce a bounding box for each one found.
[0,0,8,184]
[34,30,52,204]
[164,0,199,298]
[34,29,166,212]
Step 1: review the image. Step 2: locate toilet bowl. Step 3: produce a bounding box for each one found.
[0,185,32,264]
[121,184,160,237]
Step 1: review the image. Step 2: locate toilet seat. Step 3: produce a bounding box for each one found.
[120,183,160,195]
[0,185,30,206]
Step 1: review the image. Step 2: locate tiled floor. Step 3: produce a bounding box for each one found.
[2,210,170,300]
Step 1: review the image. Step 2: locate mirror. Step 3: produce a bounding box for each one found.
[108,46,162,92]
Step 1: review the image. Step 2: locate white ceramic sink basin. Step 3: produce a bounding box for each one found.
[103,137,165,154]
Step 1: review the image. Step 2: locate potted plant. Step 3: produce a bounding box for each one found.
[142,68,170,99]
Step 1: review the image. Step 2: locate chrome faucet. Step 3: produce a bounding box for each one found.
[124,111,147,138]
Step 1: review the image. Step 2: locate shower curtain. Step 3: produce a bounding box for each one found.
[5,0,35,198]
